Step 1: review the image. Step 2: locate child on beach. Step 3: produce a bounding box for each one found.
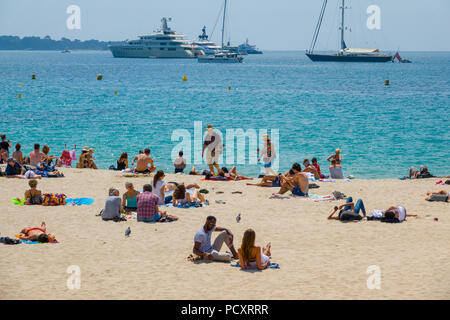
[238,229,272,270]
[24,179,43,205]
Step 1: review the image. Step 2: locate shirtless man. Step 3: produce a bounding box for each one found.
[302,158,320,180]
[277,170,309,197]
[29,144,45,167]
[134,148,156,173]
[247,163,301,187]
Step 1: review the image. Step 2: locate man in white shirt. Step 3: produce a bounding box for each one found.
[192,216,238,262]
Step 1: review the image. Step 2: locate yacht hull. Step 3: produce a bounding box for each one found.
[306,53,393,62]
[109,45,200,59]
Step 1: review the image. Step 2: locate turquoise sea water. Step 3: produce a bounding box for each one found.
[0,50,449,178]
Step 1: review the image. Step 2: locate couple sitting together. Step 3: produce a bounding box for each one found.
[188,216,272,270]
[247,162,310,197]
[327,197,417,223]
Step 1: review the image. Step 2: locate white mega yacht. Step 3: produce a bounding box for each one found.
[109,18,204,58]
[192,26,222,56]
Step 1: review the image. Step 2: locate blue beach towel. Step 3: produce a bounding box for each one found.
[65,198,95,205]
[231,261,280,269]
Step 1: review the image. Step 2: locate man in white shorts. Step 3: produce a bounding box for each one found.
[202,124,223,176]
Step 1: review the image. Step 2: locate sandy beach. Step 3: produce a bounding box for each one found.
[0,168,449,300]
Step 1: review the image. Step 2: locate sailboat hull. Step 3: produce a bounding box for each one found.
[306,53,393,62]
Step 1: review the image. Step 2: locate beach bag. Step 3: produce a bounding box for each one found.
[42,193,66,206]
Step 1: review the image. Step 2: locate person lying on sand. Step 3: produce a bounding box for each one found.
[5,158,25,178]
[368,205,418,222]
[238,228,272,270]
[19,221,56,243]
[172,183,206,206]
[24,179,43,205]
[328,196,366,221]
[425,190,449,201]
[247,163,301,187]
[221,166,253,181]
[189,215,238,262]
[188,166,200,175]
[133,148,156,174]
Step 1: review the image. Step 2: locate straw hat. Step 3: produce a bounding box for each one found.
[205,124,214,130]
[82,146,89,152]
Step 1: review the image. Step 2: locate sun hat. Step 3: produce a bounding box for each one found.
[82,146,89,152]
[205,124,214,130]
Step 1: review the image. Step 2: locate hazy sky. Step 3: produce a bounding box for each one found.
[1,0,449,51]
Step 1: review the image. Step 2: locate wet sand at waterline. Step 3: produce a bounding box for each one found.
[0,168,449,299]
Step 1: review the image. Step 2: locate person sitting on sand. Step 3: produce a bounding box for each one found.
[101,188,123,221]
[122,182,140,212]
[221,166,253,181]
[5,158,25,178]
[172,183,206,206]
[41,145,57,167]
[151,170,173,205]
[117,152,128,171]
[131,150,143,166]
[174,150,186,173]
[29,144,45,167]
[24,179,43,205]
[0,148,7,164]
[136,184,167,222]
[328,196,367,221]
[190,215,239,262]
[76,146,98,169]
[302,159,320,180]
[0,134,11,158]
[12,143,23,165]
[425,190,449,201]
[238,229,272,270]
[19,221,56,243]
[276,167,309,197]
[133,148,156,174]
[327,148,342,165]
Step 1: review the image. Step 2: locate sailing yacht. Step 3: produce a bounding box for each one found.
[306,0,393,62]
[198,0,243,63]
[109,18,204,58]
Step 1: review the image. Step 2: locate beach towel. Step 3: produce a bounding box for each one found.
[11,198,26,205]
[231,261,280,269]
[319,178,351,182]
[269,193,333,201]
[15,235,58,244]
[201,177,252,181]
[65,198,95,205]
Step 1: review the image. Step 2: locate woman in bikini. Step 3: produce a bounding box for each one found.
[20,221,56,243]
[238,229,272,270]
[117,152,129,170]
[24,179,43,205]
[172,183,206,206]
[122,182,140,212]
[221,167,253,181]
[258,134,276,175]
[327,148,342,166]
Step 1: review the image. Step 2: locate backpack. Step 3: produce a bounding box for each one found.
[42,193,66,206]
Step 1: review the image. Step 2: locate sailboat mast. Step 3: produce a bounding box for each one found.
[221,0,227,48]
[340,0,345,51]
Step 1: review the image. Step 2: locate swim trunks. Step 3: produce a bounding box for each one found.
[292,186,308,197]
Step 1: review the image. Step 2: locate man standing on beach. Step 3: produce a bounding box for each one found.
[191,216,238,262]
[29,144,45,167]
[202,124,223,176]
[134,148,156,173]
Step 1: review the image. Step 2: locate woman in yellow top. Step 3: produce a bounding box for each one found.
[238,229,272,270]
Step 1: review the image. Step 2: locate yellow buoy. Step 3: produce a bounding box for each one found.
[114,90,117,95]
[182,75,187,81]
[31,74,36,79]
[20,83,23,86]
[18,93,22,98]
[228,86,231,90]
[97,74,103,80]
[384,80,390,86]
